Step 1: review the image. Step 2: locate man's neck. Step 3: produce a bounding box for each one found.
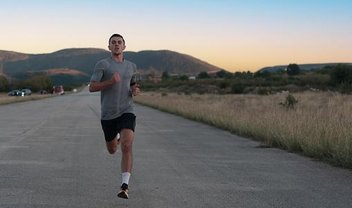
[111,53,124,62]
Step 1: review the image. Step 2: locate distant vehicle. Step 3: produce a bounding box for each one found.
[8,90,22,96]
[21,89,32,96]
[39,89,47,94]
[53,85,65,95]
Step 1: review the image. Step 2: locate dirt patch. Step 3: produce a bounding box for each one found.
[47,68,88,76]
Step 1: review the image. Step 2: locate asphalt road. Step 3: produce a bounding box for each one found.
[1,88,352,208]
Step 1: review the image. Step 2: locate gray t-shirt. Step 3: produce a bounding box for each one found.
[90,57,137,120]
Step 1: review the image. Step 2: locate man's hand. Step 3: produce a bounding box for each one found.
[111,73,121,84]
[89,73,121,92]
[131,83,140,96]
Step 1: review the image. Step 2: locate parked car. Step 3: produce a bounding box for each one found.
[21,89,32,96]
[8,90,22,96]
[53,85,65,95]
[39,89,47,94]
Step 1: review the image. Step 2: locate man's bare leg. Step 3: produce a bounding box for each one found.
[117,129,134,199]
[120,129,134,173]
[105,136,119,154]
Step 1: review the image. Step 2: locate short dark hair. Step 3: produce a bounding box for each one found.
[109,34,125,44]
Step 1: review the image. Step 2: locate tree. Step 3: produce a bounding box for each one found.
[178,75,189,80]
[254,70,270,78]
[161,71,170,80]
[197,71,210,79]
[0,75,9,92]
[24,74,53,91]
[233,71,253,79]
[216,70,233,78]
[330,64,352,85]
[286,63,300,75]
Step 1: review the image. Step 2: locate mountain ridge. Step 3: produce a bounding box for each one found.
[259,63,352,73]
[2,48,351,85]
[0,48,223,77]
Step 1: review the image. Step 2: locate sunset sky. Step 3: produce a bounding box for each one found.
[1,0,351,72]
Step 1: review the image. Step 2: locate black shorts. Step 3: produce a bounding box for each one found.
[100,113,136,142]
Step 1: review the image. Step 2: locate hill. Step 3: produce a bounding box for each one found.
[124,50,220,74]
[0,50,30,77]
[0,48,223,85]
[0,50,29,62]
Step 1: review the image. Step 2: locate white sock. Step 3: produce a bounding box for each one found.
[121,172,131,185]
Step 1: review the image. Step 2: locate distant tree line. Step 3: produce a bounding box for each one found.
[2,63,352,95]
[0,74,53,92]
[142,64,352,94]
[0,71,88,93]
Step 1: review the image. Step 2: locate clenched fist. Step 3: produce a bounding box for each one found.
[131,83,140,96]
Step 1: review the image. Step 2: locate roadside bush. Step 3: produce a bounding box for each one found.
[231,83,246,94]
[330,64,352,93]
[300,73,330,87]
[257,87,271,95]
[218,81,230,89]
[279,94,298,110]
[337,82,352,94]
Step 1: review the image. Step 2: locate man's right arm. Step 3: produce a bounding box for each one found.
[89,73,121,92]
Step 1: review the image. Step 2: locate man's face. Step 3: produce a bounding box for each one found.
[108,36,126,55]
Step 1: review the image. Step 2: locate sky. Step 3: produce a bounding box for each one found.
[1,0,352,72]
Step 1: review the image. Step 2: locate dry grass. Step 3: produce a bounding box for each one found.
[134,91,352,168]
[0,93,53,105]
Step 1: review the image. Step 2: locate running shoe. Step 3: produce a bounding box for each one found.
[117,183,129,199]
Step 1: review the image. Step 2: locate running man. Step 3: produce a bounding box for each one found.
[89,33,140,199]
